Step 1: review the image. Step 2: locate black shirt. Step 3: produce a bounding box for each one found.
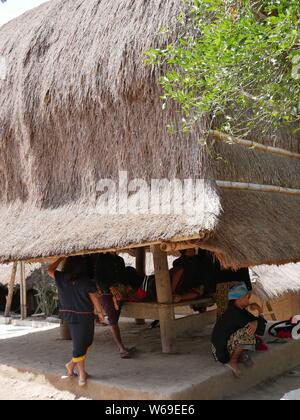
[54,271,97,323]
[211,302,267,363]
[215,266,252,291]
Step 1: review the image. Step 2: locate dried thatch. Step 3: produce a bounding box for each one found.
[0,263,45,290]
[0,0,299,268]
[251,264,300,301]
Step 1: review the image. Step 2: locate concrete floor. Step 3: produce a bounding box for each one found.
[0,319,300,400]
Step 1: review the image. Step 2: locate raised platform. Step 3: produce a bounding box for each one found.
[122,298,216,353]
[0,320,300,400]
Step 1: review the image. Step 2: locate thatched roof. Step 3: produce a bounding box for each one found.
[0,0,299,268]
[251,264,300,301]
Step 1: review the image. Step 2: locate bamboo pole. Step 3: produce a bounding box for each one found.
[211,130,300,160]
[160,240,200,253]
[4,262,17,317]
[265,301,277,321]
[21,235,202,264]
[216,180,300,196]
[19,262,27,320]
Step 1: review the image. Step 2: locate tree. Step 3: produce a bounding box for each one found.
[146,0,300,140]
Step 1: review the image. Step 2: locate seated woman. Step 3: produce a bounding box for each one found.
[211,282,267,378]
[170,249,205,303]
[214,265,253,320]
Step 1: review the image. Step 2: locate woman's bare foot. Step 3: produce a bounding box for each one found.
[65,362,76,377]
[120,347,137,359]
[225,362,241,378]
[78,371,90,386]
[78,375,87,386]
[173,294,182,303]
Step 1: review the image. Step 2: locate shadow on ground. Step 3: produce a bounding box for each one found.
[0,320,300,400]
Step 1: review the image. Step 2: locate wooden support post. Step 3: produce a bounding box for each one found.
[151,245,172,303]
[4,262,17,317]
[151,245,175,353]
[135,248,146,325]
[19,262,27,320]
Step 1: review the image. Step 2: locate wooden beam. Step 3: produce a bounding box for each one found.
[151,245,173,304]
[21,236,202,264]
[23,242,161,263]
[19,262,27,320]
[122,302,160,320]
[151,245,175,353]
[4,262,17,317]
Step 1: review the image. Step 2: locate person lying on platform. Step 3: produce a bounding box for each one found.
[211,282,267,378]
[48,256,104,387]
[94,253,136,359]
[170,249,206,303]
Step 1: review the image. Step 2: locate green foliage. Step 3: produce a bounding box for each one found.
[146,0,300,138]
[34,280,58,317]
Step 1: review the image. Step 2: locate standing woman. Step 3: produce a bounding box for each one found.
[48,256,104,386]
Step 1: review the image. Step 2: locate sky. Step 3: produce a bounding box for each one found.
[0,0,48,27]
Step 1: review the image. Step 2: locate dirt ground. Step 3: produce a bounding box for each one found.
[0,323,88,400]
[229,369,300,400]
[1,364,299,400]
[0,365,87,400]
[0,322,300,400]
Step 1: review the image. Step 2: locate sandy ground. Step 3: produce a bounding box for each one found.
[0,322,300,400]
[0,324,87,400]
[229,369,300,400]
[0,366,88,400]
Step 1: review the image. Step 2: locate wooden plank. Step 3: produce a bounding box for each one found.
[4,262,17,317]
[122,302,160,320]
[122,299,215,319]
